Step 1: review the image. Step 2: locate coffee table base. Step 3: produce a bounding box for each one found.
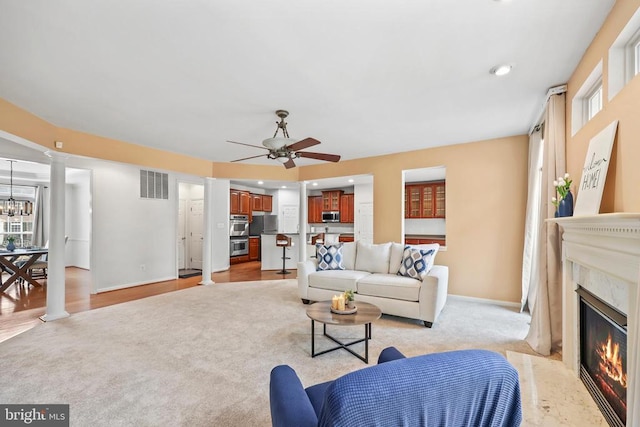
[311,321,372,363]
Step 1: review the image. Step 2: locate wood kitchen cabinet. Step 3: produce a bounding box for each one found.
[262,195,273,212]
[322,190,343,211]
[251,194,263,212]
[231,189,252,220]
[230,190,240,214]
[406,237,446,246]
[340,193,354,223]
[338,235,354,242]
[404,181,445,219]
[308,196,323,223]
[249,237,260,261]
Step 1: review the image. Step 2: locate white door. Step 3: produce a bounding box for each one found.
[189,199,204,270]
[178,199,187,269]
[356,202,373,243]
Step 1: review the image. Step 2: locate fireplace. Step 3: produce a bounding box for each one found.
[579,288,627,427]
[555,213,640,426]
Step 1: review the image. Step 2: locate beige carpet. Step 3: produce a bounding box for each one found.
[0,279,537,426]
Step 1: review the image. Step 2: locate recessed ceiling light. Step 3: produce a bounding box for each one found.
[490,64,512,76]
[348,179,354,183]
[312,182,318,186]
[258,181,264,185]
[281,185,287,189]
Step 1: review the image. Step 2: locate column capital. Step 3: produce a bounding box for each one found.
[44,150,70,162]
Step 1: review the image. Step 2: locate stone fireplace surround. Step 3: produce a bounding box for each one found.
[555,214,640,425]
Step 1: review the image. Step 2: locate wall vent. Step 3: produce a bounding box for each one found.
[140,170,168,200]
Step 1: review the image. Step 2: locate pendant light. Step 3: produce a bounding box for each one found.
[1,160,32,217]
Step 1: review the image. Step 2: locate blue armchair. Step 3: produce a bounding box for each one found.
[270,347,522,427]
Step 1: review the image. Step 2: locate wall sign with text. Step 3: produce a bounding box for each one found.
[574,120,618,216]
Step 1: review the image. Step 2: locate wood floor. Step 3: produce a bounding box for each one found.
[0,262,296,343]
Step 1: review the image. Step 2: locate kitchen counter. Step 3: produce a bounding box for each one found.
[261,234,315,271]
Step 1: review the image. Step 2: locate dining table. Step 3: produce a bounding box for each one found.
[0,248,49,292]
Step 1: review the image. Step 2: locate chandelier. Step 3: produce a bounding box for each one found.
[1,160,33,217]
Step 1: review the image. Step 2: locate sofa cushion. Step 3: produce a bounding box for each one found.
[357,273,421,302]
[397,247,436,280]
[309,270,371,292]
[316,243,344,271]
[341,241,357,270]
[355,242,392,274]
[390,242,439,273]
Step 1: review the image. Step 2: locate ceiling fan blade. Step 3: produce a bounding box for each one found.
[230,154,268,162]
[226,140,268,150]
[283,158,296,169]
[287,137,321,152]
[297,151,341,163]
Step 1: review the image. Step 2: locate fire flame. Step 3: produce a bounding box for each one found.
[596,333,627,388]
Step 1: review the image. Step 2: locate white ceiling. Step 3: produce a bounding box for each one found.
[0,0,615,169]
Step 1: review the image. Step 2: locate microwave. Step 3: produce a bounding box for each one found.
[322,211,340,223]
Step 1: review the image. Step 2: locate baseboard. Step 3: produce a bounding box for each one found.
[448,294,521,309]
[96,276,176,293]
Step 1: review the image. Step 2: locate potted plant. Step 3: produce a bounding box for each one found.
[6,236,16,252]
[343,289,355,309]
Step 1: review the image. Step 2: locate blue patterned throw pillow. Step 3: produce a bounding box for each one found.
[397,246,435,280]
[316,243,345,271]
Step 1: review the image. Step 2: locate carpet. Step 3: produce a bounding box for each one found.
[0,279,537,426]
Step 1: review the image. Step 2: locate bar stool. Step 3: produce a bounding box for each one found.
[276,234,292,274]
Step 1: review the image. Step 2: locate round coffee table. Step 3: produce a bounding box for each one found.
[306,300,382,363]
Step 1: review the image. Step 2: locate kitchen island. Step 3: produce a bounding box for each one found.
[260,233,308,271]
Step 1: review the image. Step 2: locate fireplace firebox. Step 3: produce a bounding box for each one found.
[578,287,627,427]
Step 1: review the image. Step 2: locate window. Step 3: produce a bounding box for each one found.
[0,184,36,247]
[571,61,603,135]
[608,8,640,100]
[585,80,603,121]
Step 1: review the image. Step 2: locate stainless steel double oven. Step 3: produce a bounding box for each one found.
[229,215,249,257]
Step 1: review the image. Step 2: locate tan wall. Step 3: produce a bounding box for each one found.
[301,135,530,302]
[566,0,640,212]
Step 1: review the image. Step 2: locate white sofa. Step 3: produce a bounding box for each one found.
[297,241,449,327]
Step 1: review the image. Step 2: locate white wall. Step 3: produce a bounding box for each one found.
[87,160,176,292]
[65,169,91,268]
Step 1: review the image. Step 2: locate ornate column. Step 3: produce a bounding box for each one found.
[199,177,214,285]
[40,151,69,322]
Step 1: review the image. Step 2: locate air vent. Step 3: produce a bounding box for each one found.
[140,170,168,200]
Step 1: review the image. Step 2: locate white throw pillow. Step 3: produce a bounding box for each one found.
[341,241,357,270]
[355,242,392,274]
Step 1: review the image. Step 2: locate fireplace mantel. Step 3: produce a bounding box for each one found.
[552,213,640,425]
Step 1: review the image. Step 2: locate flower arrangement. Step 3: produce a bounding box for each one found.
[552,173,573,207]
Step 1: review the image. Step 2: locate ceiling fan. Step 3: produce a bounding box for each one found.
[227,110,341,169]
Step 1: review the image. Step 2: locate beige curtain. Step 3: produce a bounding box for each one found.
[521,129,543,312]
[526,93,565,356]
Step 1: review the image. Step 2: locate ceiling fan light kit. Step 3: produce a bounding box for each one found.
[227,110,340,169]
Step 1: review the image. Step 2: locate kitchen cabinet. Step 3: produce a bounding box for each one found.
[308,196,323,223]
[230,189,252,220]
[262,195,273,212]
[250,194,273,213]
[406,237,446,246]
[249,237,260,261]
[404,181,445,219]
[230,190,240,214]
[251,194,263,212]
[322,190,343,211]
[230,254,249,264]
[338,235,354,242]
[340,193,354,223]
